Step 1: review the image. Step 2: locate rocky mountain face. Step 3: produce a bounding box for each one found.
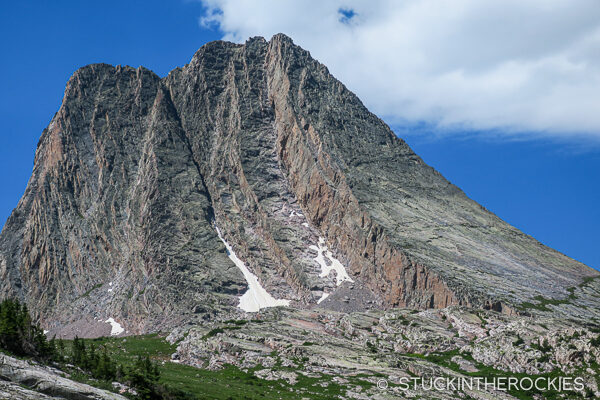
[0,34,597,338]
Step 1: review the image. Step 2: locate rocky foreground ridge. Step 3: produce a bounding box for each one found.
[0,352,126,400]
[0,30,597,336]
[169,305,600,399]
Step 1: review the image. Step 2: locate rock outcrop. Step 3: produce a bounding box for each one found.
[0,353,127,399]
[169,306,600,399]
[0,34,597,336]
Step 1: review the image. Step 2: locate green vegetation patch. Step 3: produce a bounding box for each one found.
[67,334,368,399]
[79,283,103,299]
[518,276,599,312]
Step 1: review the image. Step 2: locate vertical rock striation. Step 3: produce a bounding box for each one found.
[0,34,597,335]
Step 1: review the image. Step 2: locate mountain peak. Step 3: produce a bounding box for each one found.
[1,35,597,337]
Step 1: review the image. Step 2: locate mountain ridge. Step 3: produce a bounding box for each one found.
[0,33,597,338]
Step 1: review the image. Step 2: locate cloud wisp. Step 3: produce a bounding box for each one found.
[198,0,600,139]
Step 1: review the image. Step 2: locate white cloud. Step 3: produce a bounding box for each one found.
[198,0,600,138]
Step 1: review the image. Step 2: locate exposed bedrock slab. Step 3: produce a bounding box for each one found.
[0,353,127,400]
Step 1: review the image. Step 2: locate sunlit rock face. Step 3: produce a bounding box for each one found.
[0,34,597,336]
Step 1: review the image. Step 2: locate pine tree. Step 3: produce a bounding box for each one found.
[72,336,87,366]
[94,347,116,381]
[57,338,65,362]
[0,299,20,354]
[87,343,98,371]
[126,355,161,400]
[0,299,54,360]
[48,335,58,361]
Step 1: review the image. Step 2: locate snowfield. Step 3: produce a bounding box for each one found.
[216,226,290,312]
[310,237,354,286]
[317,292,330,304]
[105,318,124,336]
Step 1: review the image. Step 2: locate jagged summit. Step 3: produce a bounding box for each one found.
[0,34,598,337]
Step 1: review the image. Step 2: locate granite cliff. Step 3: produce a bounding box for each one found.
[0,34,598,338]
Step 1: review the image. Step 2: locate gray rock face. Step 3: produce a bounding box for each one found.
[0,353,127,399]
[0,34,597,335]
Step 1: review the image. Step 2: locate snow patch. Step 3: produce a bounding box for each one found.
[317,293,330,304]
[302,222,309,228]
[43,330,49,335]
[216,226,290,312]
[309,237,354,286]
[105,318,124,336]
[289,210,304,218]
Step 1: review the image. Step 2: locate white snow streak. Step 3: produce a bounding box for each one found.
[105,318,124,336]
[317,292,330,304]
[289,210,304,218]
[309,237,353,286]
[216,226,290,312]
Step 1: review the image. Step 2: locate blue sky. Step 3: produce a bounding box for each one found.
[0,1,598,269]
